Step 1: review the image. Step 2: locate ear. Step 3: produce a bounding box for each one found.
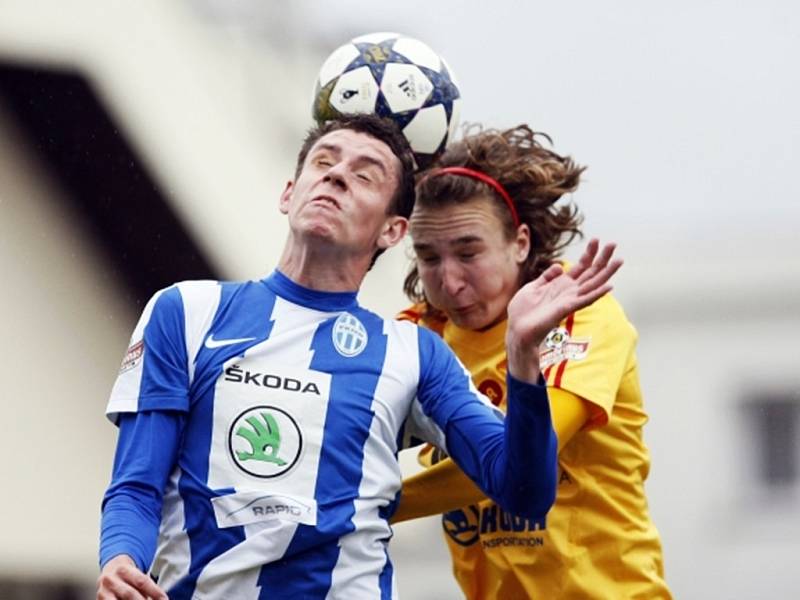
[279,180,294,215]
[376,215,409,250]
[514,223,531,263]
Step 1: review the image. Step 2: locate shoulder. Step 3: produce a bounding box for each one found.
[572,293,637,343]
[395,302,447,336]
[396,302,425,323]
[356,306,423,343]
[149,279,224,304]
[146,279,260,326]
[380,311,453,363]
[561,260,632,327]
[172,278,268,306]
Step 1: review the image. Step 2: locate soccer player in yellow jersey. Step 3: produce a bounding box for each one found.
[394,125,672,599]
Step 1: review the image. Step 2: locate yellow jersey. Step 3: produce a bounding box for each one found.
[399,294,671,599]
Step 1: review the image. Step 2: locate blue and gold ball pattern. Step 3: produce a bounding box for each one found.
[312,32,462,170]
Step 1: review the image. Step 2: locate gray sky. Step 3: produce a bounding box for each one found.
[294,0,799,252]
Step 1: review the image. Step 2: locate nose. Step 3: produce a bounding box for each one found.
[322,162,348,190]
[440,260,466,297]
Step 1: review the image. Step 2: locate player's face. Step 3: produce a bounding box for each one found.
[280,129,407,257]
[411,196,530,331]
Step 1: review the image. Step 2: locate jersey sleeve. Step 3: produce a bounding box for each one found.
[397,304,456,450]
[412,327,557,518]
[542,294,637,429]
[106,286,191,423]
[99,410,183,571]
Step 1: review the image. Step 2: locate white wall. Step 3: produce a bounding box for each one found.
[626,262,800,600]
[0,105,136,579]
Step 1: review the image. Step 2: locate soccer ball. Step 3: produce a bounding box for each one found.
[312,32,462,170]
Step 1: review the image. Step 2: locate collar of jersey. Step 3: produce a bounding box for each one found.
[443,317,507,355]
[263,269,359,312]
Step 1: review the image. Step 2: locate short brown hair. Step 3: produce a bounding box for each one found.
[404,124,584,303]
[295,114,416,220]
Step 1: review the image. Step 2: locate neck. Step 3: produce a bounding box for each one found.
[276,234,370,292]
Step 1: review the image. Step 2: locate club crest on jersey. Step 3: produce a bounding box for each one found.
[228,405,303,478]
[119,340,144,373]
[540,327,590,369]
[332,312,368,357]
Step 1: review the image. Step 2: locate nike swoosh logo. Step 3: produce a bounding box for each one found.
[205,335,256,349]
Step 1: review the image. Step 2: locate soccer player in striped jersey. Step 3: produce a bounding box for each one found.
[394,125,672,599]
[96,114,620,600]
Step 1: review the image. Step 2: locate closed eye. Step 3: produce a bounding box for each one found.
[418,255,440,265]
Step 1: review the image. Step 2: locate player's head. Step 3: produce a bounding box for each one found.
[405,125,584,329]
[287,114,416,270]
[294,114,416,220]
[281,115,415,269]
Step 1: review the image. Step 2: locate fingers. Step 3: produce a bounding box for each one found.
[134,573,167,600]
[97,560,167,600]
[97,573,147,600]
[577,258,623,297]
[565,238,599,280]
[537,241,619,290]
[509,240,623,345]
[538,243,621,317]
[538,263,565,283]
[574,242,616,283]
[566,283,614,315]
[589,242,616,276]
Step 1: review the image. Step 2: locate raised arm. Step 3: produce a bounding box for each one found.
[400,240,621,521]
[505,239,621,383]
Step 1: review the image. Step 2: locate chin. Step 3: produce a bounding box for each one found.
[448,311,488,331]
[299,220,338,241]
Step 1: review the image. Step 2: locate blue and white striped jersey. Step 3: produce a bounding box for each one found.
[100,270,557,599]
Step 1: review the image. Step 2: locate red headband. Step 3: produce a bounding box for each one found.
[427,166,520,227]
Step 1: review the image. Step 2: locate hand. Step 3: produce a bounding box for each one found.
[506,239,622,382]
[96,554,167,600]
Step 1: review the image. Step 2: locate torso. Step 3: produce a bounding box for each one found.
[407,294,672,599]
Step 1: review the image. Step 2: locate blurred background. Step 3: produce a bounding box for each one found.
[1,0,798,598]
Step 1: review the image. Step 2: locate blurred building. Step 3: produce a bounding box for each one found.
[1,1,797,598]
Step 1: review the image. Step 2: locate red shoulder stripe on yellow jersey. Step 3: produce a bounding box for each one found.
[396,302,447,336]
[553,312,576,388]
[396,306,423,323]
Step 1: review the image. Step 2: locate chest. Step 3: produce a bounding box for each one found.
[191,312,416,493]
